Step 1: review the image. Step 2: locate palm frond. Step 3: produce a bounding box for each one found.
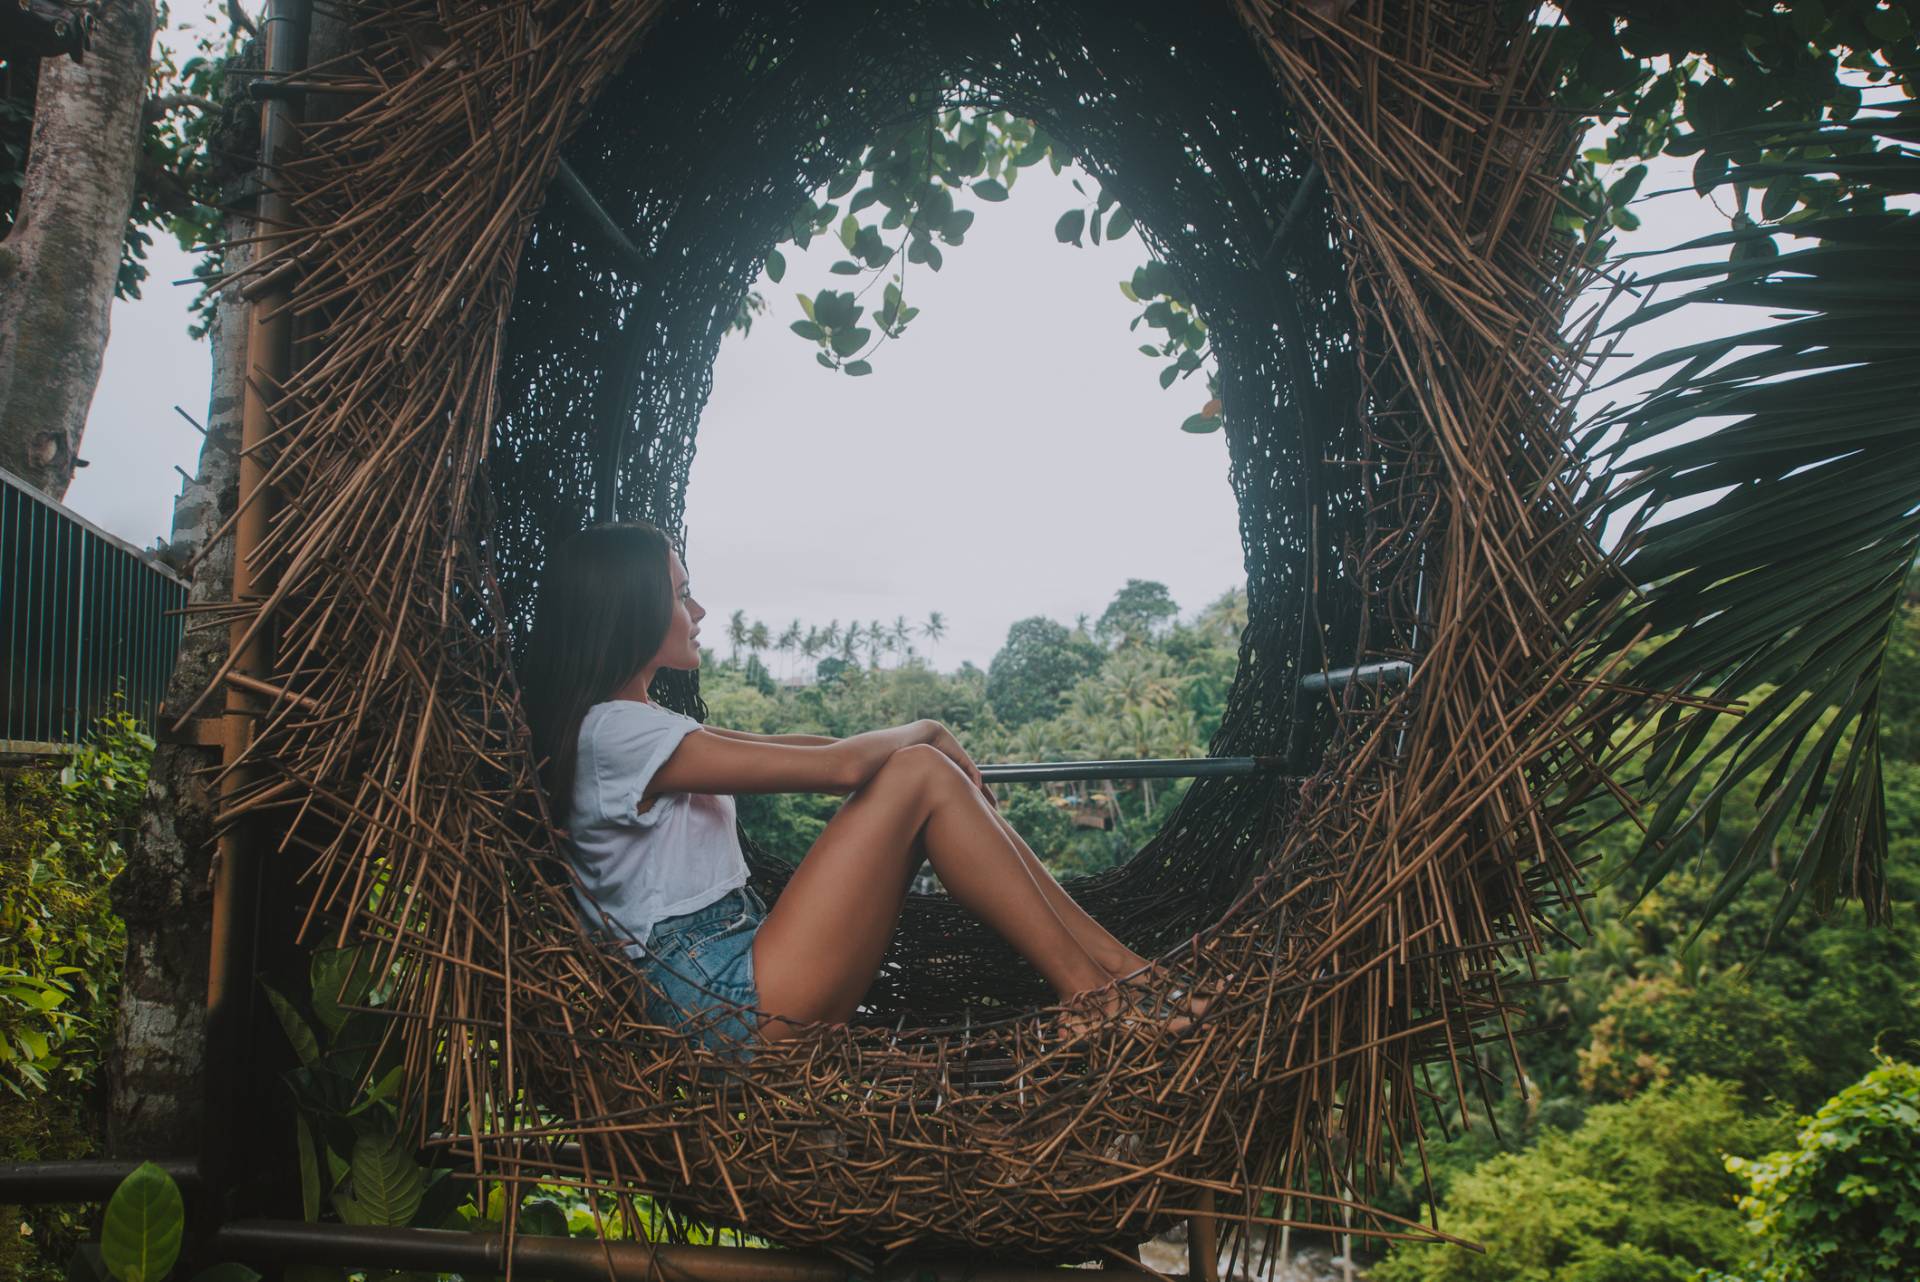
[1583,102,1920,932]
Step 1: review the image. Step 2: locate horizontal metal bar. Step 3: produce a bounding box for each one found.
[1297,659,1413,695]
[0,739,82,758]
[0,1158,202,1202]
[210,1219,1105,1282]
[978,756,1287,784]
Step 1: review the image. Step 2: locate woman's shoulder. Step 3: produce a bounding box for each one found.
[578,699,699,759]
[585,698,696,726]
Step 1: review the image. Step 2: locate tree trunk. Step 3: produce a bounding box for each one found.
[0,0,155,499]
[106,220,250,1157]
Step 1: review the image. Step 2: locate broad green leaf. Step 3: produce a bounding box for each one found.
[764,248,785,283]
[344,1063,405,1115]
[789,320,823,342]
[296,1114,323,1222]
[101,1163,184,1282]
[971,178,1008,201]
[309,947,375,1037]
[829,327,871,358]
[1054,208,1085,245]
[1608,163,1648,207]
[263,983,320,1066]
[520,1197,569,1238]
[843,361,873,376]
[341,1133,426,1227]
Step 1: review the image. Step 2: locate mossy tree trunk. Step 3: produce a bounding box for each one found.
[105,223,250,1157]
[0,0,155,499]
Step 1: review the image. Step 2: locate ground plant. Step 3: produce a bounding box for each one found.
[1,703,152,1279]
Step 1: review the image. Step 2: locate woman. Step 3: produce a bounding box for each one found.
[525,521,1201,1052]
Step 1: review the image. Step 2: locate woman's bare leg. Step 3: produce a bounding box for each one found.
[752,745,1113,1041]
[982,801,1213,1026]
[979,803,1150,978]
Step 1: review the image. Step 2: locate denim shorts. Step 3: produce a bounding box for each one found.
[638,885,765,1057]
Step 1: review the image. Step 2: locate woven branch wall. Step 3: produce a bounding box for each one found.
[205,0,1614,1263]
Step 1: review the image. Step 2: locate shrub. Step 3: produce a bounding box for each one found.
[1371,1077,1791,1282]
[0,702,150,1095]
[0,702,153,1280]
[1717,1058,1920,1282]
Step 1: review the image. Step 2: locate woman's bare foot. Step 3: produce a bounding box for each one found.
[1117,963,1220,1032]
[1052,971,1213,1044]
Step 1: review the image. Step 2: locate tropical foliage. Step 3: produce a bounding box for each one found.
[1717,1057,1920,1282]
[1365,605,1920,1279]
[1582,100,1920,934]
[1372,1077,1793,1282]
[733,104,1219,430]
[703,581,1245,876]
[0,703,152,1280]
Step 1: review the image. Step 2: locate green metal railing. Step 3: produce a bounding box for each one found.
[1,465,188,753]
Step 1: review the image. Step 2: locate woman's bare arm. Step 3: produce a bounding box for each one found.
[648,720,933,798]
[701,725,838,748]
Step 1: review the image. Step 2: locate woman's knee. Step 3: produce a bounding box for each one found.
[873,742,968,793]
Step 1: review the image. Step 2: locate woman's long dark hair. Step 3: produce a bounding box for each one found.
[523,521,676,822]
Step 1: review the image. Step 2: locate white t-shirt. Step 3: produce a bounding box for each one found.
[566,699,749,955]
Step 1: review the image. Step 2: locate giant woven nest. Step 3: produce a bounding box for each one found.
[207,0,1632,1265]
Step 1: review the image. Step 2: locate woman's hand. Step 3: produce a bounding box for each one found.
[920,720,998,809]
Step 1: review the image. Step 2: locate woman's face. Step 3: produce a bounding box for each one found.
[655,546,705,671]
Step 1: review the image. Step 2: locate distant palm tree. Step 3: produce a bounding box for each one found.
[866,619,886,668]
[839,622,860,662]
[1099,650,1181,711]
[727,609,748,665]
[1197,586,1249,643]
[891,615,912,657]
[777,619,802,680]
[1008,721,1057,763]
[1120,706,1162,812]
[747,620,770,665]
[801,626,823,660]
[920,611,947,654]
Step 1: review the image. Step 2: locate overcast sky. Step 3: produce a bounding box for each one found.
[65,4,1745,676]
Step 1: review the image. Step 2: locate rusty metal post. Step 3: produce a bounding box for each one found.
[1186,1191,1219,1282]
[201,0,310,1222]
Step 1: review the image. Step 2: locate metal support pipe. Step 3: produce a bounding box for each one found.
[209,1220,1106,1282]
[1296,660,1413,696]
[977,660,1410,785]
[0,1159,200,1203]
[978,756,1287,785]
[202,0,309,1225]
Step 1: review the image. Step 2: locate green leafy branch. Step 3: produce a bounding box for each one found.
[1547,1,1918,260]
[737,104,1220,430]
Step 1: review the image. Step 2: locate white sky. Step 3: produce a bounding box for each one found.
[65,4,1748,675]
